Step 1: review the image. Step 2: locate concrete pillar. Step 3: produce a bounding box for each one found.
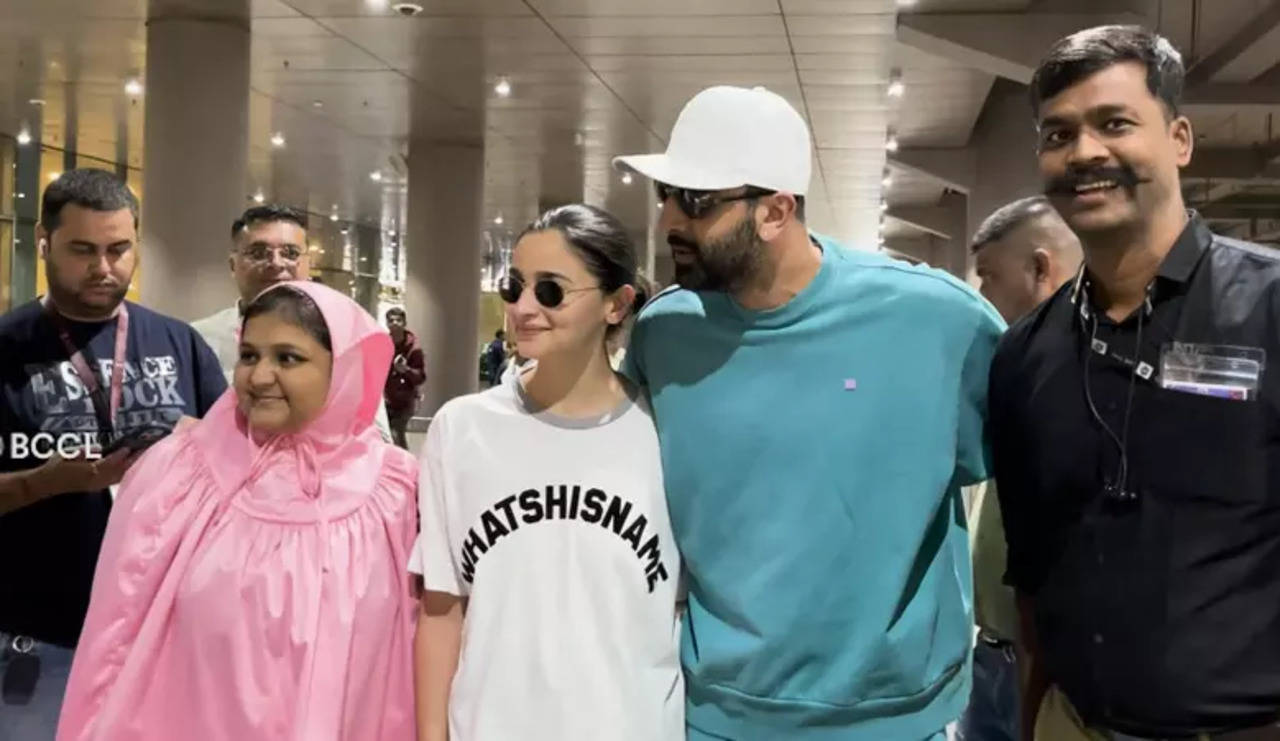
[968,79,1043,244]
[939,190,970,279]
[406,143,485,416]
[140,4,250,319]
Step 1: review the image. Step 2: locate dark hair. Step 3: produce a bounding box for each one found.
[495,329,505,339]
[386,307,406,321]
[242,286,332,351]
[231,204,308,240]
[520,204,649,334]
[1031,25,1184,118]
[971,196,1057,253]
[41,169,139,234]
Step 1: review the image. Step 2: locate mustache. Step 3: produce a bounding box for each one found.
[1046,164,1145,195]
[667,234,698,250]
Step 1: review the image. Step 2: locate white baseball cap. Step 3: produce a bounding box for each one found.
[613,85,811,196]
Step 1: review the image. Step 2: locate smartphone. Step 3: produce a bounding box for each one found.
[103,425,170,456]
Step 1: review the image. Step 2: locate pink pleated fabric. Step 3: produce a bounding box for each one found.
[57,281,419,741]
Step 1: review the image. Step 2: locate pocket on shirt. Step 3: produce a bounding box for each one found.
[1138,387,1268,504]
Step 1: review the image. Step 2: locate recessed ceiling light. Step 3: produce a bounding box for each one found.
[253,189,265,204]
[885,136,899,152]
[16,129,31,146]
[388,229,397,237]
[312,99,323,108]
[270,132,286,148]
[124,79,143,96]
[28,98,44,107]
[330,213,339,222]
[897,0,917,7]
[494,78,512,97]
[887,79,904,98]
[370,171,383,182]
[493,214,504,226]
[621,172,633,185]
[880,202,889,212]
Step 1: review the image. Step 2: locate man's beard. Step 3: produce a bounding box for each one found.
[46,261,128,319]
[671,215,769,293]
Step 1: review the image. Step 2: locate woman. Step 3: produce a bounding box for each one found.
[58,281,418,740]
[411,204,683,741]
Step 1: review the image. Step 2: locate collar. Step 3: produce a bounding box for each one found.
[1070,210,1212,319]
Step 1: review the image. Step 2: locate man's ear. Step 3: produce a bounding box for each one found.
[757,193,799,242]
[1031,248,1052,283]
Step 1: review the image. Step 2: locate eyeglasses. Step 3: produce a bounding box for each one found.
[240,244,304,265]
[655,183,778,220]
[498,275,598,309]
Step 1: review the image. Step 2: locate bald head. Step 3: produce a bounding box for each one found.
[973,196,1082,323]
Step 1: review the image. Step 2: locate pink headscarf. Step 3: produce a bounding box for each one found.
[190,280,394,509]
[58,281,418,741]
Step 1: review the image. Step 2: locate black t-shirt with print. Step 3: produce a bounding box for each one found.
[0,299,226,647]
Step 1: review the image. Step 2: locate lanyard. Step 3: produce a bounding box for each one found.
[44,300,130,435]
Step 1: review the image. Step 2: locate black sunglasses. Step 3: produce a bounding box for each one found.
[498,275,599,308]
[655,183,778,219]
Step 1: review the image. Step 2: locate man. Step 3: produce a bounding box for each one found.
[990,25,1280,740]
[383,306,425,449]
[0,169,225,736]
[959,197,1081,741]
[973,196,1083,323]
[192,205,392,441]
[482,329,506,387]
[616,86,1004,740]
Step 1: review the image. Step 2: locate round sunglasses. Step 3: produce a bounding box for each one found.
[498,275,599,308]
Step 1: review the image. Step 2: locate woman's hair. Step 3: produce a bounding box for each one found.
[242,286,332,351]
[519,204,650,336]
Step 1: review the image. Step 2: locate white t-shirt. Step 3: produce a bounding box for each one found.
[409,375,684,741]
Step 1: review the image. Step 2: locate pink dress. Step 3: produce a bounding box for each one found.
[57,281,419,741]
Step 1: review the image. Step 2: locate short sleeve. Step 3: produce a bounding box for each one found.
[620,312,648,388]
[954,301,1006,486]
[988,337,1037,592]
[191,330,228,416]
[408,413,467,596]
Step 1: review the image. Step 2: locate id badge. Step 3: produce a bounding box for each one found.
[1159,343,1265,400]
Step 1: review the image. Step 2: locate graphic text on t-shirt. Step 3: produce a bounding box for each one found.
[459,484,671,593]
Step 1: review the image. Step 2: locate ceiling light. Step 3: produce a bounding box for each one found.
[888,79,905,98]
[312,100,323,109]
[897,0,917,7]
[28,98,44,107]
[388,229,397,237]
[882,175,892,188]
[270,132,286,148]
[16,129,31,146]
[880,202,889,212]
[365,0,389,9]
[885,136,899,152]
[370,171,383,182]
[124,78,143,96]
[330,213,339,222]
[494,78,511,97]
[621,172,633,185]
[493,214,504,226]
[16,192,25,199]
[253,189,265,203]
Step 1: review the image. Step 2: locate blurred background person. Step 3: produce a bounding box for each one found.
[383,306,425,450]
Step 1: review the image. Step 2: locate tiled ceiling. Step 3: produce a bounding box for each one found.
[0,0,925,260]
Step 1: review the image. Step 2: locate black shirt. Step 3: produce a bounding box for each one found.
[0,300,225,647]
[990,214,1280,736]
